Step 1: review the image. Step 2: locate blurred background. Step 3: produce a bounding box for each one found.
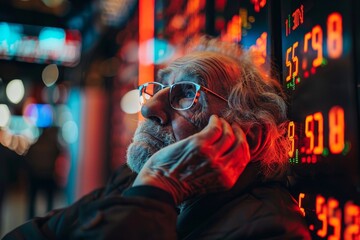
[0,0,216,236]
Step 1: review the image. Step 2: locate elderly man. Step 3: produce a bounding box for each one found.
[4,37,310,239]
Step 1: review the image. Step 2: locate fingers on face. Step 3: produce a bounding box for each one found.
[212,118,236,156]
[210,121,251,187]
[220,123,251,170]
[195,115,223,144]
[195,116,239,158]
[209,118,249,165]
[168,115,223,176]
[220,123,251,184]
[224,123,250,161]
[168,116,250,188]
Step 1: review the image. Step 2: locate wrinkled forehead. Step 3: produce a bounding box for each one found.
[157,51,227,86]
[157,66,202,86]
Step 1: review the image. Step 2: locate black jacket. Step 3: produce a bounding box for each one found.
[3,164,311,239]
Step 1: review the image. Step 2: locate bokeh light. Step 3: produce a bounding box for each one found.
[138,38,174,65]
[6,79,25,104]
[0,104,11,127]
[42,64,59,87]
[24,104,54,127]
[39,27,65,50]
[62,120,78,144]
[120,89,141,114]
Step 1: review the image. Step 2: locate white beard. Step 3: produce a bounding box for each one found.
[126,120,176,173]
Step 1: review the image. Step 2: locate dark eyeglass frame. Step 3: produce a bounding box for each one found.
[138,81,228,110]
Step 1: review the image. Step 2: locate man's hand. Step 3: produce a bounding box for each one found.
[133,115,251,205]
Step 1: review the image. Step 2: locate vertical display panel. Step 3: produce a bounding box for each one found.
[281,0,360,238]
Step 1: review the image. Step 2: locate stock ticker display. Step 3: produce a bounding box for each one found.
[281,1,360,238]
[282,1,360,239]
[214,0,360,239]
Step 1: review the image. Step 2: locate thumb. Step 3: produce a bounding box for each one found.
[195,115,223,144]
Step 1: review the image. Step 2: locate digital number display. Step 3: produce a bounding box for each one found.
[281,1,360,238]
[298,192,360,239]
[284,10,344,89]
[146,1,360,238]
[281,0,359,177]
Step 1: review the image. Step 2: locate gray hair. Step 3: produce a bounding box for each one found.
[184,36,291,180]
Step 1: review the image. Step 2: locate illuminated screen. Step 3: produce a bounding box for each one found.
[281,0,360,238]
[214,0,271,71]
[0,22,81,67]
[282,0,359,180]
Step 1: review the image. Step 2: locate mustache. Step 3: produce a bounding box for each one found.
[133,120,176,147]
[126,120,176,173]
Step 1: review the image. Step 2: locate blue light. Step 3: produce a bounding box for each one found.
[0,22,22,56]
[65,88,82,204]
[68,16,84,30]
[39,27,65,50]
[24,104,54,127]
[154,38,174,64]
[0,22,10,41]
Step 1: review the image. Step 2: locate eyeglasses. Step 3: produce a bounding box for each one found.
[138,81,228,110]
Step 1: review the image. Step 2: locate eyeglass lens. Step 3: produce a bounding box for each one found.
[170,83,197,110]
[139,82,199,110]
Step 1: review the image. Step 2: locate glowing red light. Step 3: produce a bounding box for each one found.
[310,67,316,75]
[304,71,309,78]
[311,155,317,163]
[251,0,266,13]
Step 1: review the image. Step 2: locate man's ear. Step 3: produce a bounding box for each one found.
[246,124,262,160]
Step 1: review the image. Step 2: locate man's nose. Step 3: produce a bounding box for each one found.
[141,89,170,125]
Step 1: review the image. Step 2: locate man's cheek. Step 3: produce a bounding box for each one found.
[171,112,207,141]
[126,142,153,173]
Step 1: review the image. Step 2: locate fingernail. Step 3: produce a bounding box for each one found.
[207,115,218,126]
[210,114,218,120]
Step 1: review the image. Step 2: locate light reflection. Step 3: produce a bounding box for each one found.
[39,27,65,51]
[0,128,32,155]
[121,89,141,114]
[0,104,11,127]
[24,104,54,127]
[6,79,25,104]
[62,120,78,144]
[55,104,73,127]
[8,115,40,141]
[139,38,175,65]
[42,64,59,87]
